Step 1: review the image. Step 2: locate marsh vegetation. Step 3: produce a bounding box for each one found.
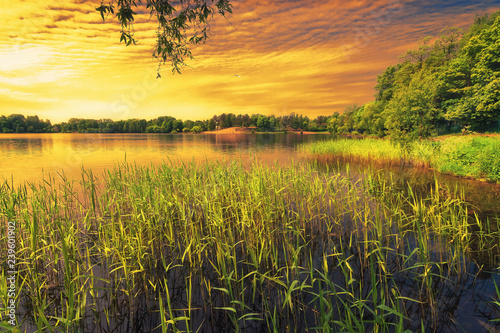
[0,157,499,332]
[303,136,500,183]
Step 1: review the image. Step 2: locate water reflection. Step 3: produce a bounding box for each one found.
[0,133,330,185]
[311,156,500,217]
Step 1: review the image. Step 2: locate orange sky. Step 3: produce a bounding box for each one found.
[1,0,499,123]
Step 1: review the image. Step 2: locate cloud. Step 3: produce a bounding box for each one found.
[1,0,499,121]
[54,13,75,22]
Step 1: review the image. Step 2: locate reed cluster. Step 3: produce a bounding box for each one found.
[301,138,437,168]
[0,161,499,332]
[302,136,500,182]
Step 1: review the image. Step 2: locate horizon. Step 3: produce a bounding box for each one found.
[0,111,329,125]
[2,0,499,123]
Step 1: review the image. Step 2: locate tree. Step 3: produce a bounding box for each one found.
[191,125,203,133]
[433,27,462,64]
[443,16,500,128]
[241,114,251,127]
[327,113,340,135]
[375,65,399,103]
[358,102,386,136]
[96,0,233,76]
[400,35,433,69]
[256,115,270,130]
[184,119,194,130]
[338,105,360,133]
[173,119,184,132]
[385,70,442,150]
[208,118,216,131]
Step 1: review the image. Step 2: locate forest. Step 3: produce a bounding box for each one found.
[2,11,499,136]
[329,10,500,141]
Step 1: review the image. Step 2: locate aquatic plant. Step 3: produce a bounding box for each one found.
[302,136,500,183]
[0,161,498,331]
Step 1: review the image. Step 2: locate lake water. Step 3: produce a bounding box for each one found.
[2,133,500,332]
[0,133,329,185]
[2,132,499,214]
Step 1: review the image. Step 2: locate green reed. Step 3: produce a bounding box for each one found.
[0,160,498,332]
[302,136,500,183]
[301,138,437,168]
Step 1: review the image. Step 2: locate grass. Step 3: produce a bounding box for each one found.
[0,160,499,332]
[301,138,438,168]
[436,136,500,182]
[302,136,500,182]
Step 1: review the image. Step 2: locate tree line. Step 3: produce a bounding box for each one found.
[53,113,329,133]
[0,114,52,133]
[0,113,329,134]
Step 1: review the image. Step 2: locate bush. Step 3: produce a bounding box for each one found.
[191,126,203,133]
[437,137,500,181]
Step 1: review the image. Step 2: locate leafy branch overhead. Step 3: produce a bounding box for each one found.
[96,0,233,76]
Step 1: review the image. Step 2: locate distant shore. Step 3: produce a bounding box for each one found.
[202,126,327,134]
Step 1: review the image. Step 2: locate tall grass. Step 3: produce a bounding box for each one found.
[437,136,500,182]
[302,136,500,182]
[0,160,498,331]
[301,138,437,168]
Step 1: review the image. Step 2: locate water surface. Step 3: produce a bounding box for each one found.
[2,132,500,332]
[0,133,329,184]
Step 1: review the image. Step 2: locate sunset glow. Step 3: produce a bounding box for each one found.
[2,0,499,122]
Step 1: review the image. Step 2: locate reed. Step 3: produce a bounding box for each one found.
[0,160,498,331]
[301,138,437,168]
[301,136,500,182]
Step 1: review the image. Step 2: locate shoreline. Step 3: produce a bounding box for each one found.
[302,136,500,184]
[202,126,327,135]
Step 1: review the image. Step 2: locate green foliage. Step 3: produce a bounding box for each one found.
[302,138,436,167]
[442,15,500,127]
[358,102,386,136]
[385,70,442,154]
[375,65,399,102]
[256,115,271,130]
[327,113,340,135]
[0,114,52,133]
[0,112,333,135]
[304,135,500,183]
[437,136,500,181]
[346,11,500,139]
[191,125,203,133]
[96,0,233,75]
[460,11,500,47]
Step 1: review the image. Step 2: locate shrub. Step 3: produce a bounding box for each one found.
[191,126,203,133]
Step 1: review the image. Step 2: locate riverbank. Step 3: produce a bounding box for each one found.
[301,135,500,183]
[202,126,327,134]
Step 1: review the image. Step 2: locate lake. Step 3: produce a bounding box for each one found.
[1,132,499,332]
[0,133,329,184]
[2,132,499,229]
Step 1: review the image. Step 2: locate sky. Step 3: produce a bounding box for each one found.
[1,0,499,123]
